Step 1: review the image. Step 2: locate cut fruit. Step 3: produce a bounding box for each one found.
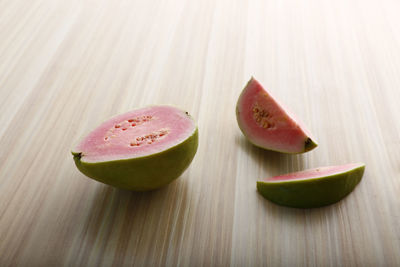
[236,77,317,153]
[257,163,365,208]
[72,105,198,191]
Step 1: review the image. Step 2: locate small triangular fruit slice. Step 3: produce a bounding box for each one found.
[236,77,317,153]
[257,163,365,208]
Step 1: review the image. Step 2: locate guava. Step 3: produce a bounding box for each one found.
[72,105,198,191]
[236,77,317,153]
[257,163,365,208]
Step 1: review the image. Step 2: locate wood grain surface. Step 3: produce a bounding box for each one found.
[1,0,400,266]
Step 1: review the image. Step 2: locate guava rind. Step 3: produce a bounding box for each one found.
[72,126,198,191]
[257,164,365,208]
[304,138,318,153]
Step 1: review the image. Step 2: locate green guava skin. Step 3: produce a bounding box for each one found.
[72,128,198,191]
[257,164,365,208]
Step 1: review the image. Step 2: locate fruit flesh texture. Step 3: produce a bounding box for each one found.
[72,105,198,191]
[236,78,317,153]
[73,105,195,163]
[265,163,362,182]
[257,163,365,208]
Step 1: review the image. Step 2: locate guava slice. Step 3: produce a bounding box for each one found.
[257,163,365,208]
[72,105,198,191]
[236,77,317,153]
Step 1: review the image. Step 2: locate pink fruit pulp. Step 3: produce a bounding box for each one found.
[237,77,316,153]
[73,105,196,163]
[264,163,364,182]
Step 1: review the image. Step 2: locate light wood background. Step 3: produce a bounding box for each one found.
[1,0,399,266]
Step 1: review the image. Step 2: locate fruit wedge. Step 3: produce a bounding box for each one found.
[236,77,317,153]
[257,163,365,208]
[72,105,198,191]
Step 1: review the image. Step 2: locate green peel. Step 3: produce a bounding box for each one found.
[72,128,198,191]
[304,138,318,152]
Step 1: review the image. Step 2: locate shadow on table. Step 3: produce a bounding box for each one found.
[235,134,306,177]
[72,175,191,265]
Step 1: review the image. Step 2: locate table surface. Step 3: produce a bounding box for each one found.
[1,0,400,266]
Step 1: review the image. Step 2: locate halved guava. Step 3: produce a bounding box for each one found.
[236,77,317,153]
[257,163,365,208]
[72,105,198,191]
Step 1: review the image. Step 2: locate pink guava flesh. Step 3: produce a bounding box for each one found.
[236,77,316,153]
[73,105,196,163]
[264,163,364,182]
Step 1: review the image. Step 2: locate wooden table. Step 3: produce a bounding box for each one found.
[1,0,399,266]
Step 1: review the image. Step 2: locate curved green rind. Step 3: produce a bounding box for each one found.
[304,138,318,153]
[72,128,198,191]
[257,164,365,208]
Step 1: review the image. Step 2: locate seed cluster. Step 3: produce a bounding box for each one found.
[104,115,154,140]
[130,129,169,147]
[253,105,274,129]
